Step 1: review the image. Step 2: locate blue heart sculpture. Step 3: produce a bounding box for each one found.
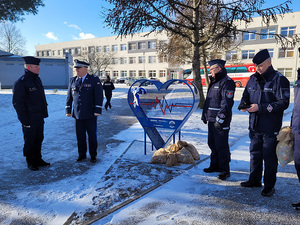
[128,79,200,150]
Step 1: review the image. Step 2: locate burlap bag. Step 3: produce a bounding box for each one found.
[165,153,180,167]
[184,143,200,161]
[176,148,195,164]
[150,148,169,164]
[166,143,181,153]
[276,126,294,167]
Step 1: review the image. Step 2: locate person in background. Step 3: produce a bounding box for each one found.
[239,49,290,197]
[201,59,235,180]
[103,75,115,110]
[291,64,300,208]
[12,56,50,171]
[65,59,103,163]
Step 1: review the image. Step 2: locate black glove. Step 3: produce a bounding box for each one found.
[214,121,222,131]
[238,101,250,110]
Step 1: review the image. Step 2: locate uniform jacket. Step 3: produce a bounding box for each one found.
[103,81,115,97]
[65,74,103,120]
[241,65,290,134]
[292,79,300,134]
[201,69,236,128]
[12,69,48,126]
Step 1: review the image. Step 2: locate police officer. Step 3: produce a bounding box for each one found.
[66,59,103,162]
[201,59,235,180]
[291,67,300,208]
[239,49,290,197]
[103,75,115,110]
[12,56,50,171]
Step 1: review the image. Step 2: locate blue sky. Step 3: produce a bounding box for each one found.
[13,0,300,55]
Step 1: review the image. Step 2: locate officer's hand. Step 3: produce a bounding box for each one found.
[214,121,222,131]
[94,113,101,117]
[247,104,259,113]
[66,114,72,117]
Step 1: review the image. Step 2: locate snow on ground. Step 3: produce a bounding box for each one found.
[0,85,299,225]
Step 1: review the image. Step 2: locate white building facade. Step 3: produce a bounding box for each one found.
[36,11,300,83]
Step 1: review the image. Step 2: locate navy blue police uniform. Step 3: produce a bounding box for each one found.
[291,68,300,208]
[201,59,236,180]
[103,77,115,110]
[239,49,290,196]
[12,56,49,171]
[66,60,103,162]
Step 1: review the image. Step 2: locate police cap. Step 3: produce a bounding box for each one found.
[252,49,270,65]
[23,56,40,65]
[208,59,226,68]
[74,59,90,68]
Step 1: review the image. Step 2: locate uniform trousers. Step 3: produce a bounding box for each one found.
[207,122,230,172]
[105,95,112,109]
[248,130,278,189]
[22,119,44,165]
[294,133,300,182]
[75,117,98,158]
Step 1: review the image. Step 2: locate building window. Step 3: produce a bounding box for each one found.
[225,51,238,60]
[112,58,118,64]
[36,52,40,57]
[120,44,127,51]
[75,48,81,55]
[138,70,146,77]
[148,56,156,63]
[106,71,110,76]
[96,46,102,52]
[242,50,255,59]
[128,43,136,50]
[120,57,127,64]
[129,70,136,77]
[104,45,110,52]
[138,42,146,50]
[88,46,95,53]
[58,50,61,55]
[112,45,118,52]
[242,31,256,41]
[52,50,55,56]
[121,70,127,77]
[281,26,296,37]
[149,70,156,77]
[159,70,166,77]
[277,68,293,78]
[148,41,156,49]
[261,28,275,39]
[113,71,118,77]
[278,48,294,58]
[138,56,146,63]
[158,56,167,63]
[129,57,136,64]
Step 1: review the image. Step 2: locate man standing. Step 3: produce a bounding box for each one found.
[66,59,103,162]
[239,49,290,197]
[201,59,235,180]
[292,67,300,208]
[13,56,50,171]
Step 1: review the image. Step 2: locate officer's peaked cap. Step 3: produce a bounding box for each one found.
[208,59,226,67]
[74,59,90,68]
[252,49,270,65]
[23,56,40,65]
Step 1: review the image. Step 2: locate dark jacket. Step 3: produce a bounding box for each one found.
[240,65,290,134]
[12,69,48,126]
[103,81,115,97]
[65,74,103,120]
[292,79,300,134]
[201,68,236,128]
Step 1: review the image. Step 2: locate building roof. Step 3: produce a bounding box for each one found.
[0,50,14,57]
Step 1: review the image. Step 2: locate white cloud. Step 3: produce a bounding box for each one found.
[44,32,58,40]
[64,21,81,31]
[73,32,96,40]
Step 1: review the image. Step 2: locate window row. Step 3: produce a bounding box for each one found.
[112,56,167,64]
[243,26,296,41]
[226,47,298,60]
[100,70,167,78]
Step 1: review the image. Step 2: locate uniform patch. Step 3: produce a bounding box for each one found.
[97,82,101,85]
[84,84,92,87]
[218,114,225,119]
[226,90,234,98]
[267,104,273,112]
[283,90,290,99]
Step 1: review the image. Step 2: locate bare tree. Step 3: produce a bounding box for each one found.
[103,0,291,108]
[0,0,44,22]
[0,21,27,55]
